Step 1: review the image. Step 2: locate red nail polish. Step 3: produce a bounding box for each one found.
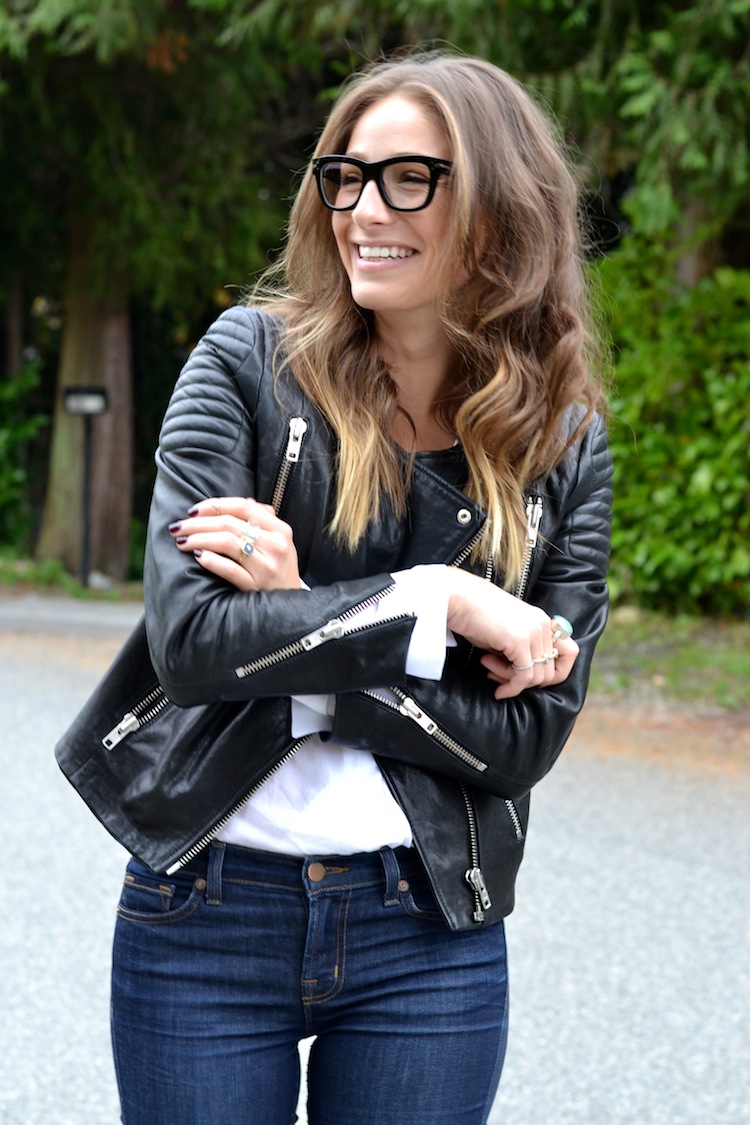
[187,507,199,517]
[193,549,203,558]
[168,522,182,533]
[175,537,188,545]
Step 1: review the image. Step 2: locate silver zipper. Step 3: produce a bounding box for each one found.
[514,495,543,600]
[450,527,483,570]
[164,735,314,875]
[271,416,307,514]
[360,687,488,774]
[102,686,170,750]
[461,784,492,923]
[505,798,524,840]
[234,588,408,678]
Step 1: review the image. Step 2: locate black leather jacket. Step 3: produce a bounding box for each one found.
[100,306,613,931]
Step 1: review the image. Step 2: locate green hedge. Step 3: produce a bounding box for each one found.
[0,361,48,548]
[597,244,750,616]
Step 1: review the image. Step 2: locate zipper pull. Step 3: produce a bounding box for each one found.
[398,695,438,736]
[300,618,345,650]
[285,417,307,463]
[465,867,492,922]
[525,495,543,547]
[102,711,140,751]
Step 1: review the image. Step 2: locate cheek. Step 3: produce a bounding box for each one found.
[331,217,351,268]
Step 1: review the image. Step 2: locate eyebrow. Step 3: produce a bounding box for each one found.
[343,151,432,160]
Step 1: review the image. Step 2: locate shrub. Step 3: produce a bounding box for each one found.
[596,243,750,616]
[0,361,48,547]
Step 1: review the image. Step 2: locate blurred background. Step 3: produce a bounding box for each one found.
[1,1,748,675]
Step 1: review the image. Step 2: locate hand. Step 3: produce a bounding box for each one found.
[168,497,301,591]
[444,568,579,699]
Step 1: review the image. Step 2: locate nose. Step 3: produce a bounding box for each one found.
[352,177,391,223]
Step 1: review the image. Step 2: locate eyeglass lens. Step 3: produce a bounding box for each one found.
[319,159,437,211]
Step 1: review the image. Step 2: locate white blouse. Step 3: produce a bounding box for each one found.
[217,565,453,856]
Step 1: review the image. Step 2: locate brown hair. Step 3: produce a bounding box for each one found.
[251,50,605,584]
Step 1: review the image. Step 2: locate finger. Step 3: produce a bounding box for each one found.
[546,639,579,684]
[175,530,259,563]
[192,549,257,591]
[186,497,277,527]
[494,640,579,697]
[172,506,292,550]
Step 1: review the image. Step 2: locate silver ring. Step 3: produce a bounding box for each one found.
[239,522,260,558]
[532,649,558,666]
[511,661,534,671]
[551,615,573,643]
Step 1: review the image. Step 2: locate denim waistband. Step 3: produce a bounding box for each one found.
[180,841,424,907]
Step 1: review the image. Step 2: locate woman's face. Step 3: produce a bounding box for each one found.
[331,94,453,325]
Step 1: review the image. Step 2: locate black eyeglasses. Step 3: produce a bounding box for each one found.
[312,155,452,212]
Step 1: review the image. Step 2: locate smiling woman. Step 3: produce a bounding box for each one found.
[62,47,613,1125]
[327,96,454,337]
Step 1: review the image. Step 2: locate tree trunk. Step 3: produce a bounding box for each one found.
[36,223,133,581]
[674,200,721,288]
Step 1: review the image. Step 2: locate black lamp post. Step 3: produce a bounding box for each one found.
[63,386,109,588]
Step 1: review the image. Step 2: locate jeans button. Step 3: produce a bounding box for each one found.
[307,862,326,882]
[398,879,410,892]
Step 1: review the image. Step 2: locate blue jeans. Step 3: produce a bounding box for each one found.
[111,841,509,1124]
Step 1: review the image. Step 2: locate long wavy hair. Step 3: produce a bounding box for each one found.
[250,50,605,585]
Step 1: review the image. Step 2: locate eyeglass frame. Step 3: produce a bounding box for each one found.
[311,154,453,213]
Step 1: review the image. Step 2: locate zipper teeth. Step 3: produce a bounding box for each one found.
[132,685,165,715]
[165,737,313,874]
[461,783,485,922]
[235,638,306,678]
[450,529,483,569]
[361,687,488,773]
[271,462,292,514]
[460,783,481,867]
[135,690,170,724]
[428,721,487,772]
[514,495,543,600]
[234,596,406,679]
[338,585,395,623]
[392,687,488,772]
[505,799,523,840]
[271,416,307,515]
[514,551,533,600]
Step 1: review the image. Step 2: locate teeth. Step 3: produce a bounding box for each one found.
[359,246,414,259]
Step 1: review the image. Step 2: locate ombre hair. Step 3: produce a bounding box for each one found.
[250,50,605,585]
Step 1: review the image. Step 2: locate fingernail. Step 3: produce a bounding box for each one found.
[187,506,199,517]
[193,549,203,558]
[175,537,188,545]
[168,522,182,534]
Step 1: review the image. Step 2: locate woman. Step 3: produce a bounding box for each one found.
[104,50,611,1124]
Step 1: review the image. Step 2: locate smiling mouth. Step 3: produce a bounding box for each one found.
[358,245,415,259]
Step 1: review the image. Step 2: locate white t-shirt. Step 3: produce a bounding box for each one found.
[217,565,453,855]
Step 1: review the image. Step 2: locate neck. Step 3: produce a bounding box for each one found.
[375,311,456,450]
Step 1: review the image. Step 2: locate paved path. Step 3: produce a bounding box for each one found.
[1,595,747,1124]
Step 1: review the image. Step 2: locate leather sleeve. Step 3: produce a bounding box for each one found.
[331,416,613,799]
[144,308,416,707]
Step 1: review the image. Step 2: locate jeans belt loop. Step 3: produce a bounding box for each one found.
[379,846,401,906]
[206,841,226,906]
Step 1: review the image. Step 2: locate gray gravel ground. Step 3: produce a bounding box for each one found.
[1,595,747,1125]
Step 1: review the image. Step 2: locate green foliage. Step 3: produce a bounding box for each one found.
[598,245,750,616]
[590,608,750,712]
[0,549,78,591]
[0,363,48,547]
[612,0,750,234]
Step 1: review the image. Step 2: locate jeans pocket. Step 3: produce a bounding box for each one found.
[116,859,206,926]
[398,869,444,924]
